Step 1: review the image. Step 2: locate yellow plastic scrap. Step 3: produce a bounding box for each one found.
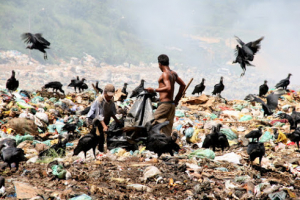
[50,139,59,145]
[286,189,296,198]
[66,96,72,100]
[228,140,238,146]
[282,95,293,102]
[189,128,201,143]
[7,101,14,109]
[7,128,13,134]
[276,130,287,144]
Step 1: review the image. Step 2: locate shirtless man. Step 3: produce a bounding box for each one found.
[145,54,186,136]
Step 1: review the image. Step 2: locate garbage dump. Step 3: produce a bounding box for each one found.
[0,87,300,199]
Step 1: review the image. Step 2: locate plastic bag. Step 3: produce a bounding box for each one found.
[275,130,287,144]
[259,131,273,142]
[220,128,238,140]
[239,115,252,122]
[188,149,215,159]
[214,152,241,164]
[51,164,67,179]
[70,194,92,200]
[143,166,161,181]
[185,127,194,138]
[126,92,154,126]
[15,134,34,145]
[31,96,44,104]
[175,110,185,117]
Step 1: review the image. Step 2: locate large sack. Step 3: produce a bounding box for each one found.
[6,118,39,136]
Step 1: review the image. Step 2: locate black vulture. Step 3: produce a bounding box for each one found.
[73,120,101,159]
[0,138,16,151]
[192,78,205,95]
[6,70,19,92]
[232,45,254,77]
[278,113,297,130]
[202,126,219,152]
[275,73,292,90]
[247,142,265,167]
[130,79,145,98]
[259,80,269,97]
[21,33,50,60]
[212,77,224,97]
[121,83,128,101]
[68,77,86,93]
[122,121,180,157]
[244,93,281,116]
[245,126,263,142]
[1,147,26,170]
[235,36,264,61]
[286,130,300,149]
[80,106,91,115]
[43,81,64,94]
[78,83,88,92]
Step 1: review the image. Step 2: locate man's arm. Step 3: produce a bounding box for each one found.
[174,76,186,106]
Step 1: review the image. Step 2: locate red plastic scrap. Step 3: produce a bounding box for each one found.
[219,106,234,111]
[270,119,288,125]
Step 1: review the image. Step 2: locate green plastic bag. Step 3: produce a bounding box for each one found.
[188,149,215,159]
[31,96,44,104]
[259,131,273,142]
[239,115,252,122]
[15,134,34,145]
[175,110,185,117]
[185,127,194,138]
[33,140,52,146]
[51,164,67,179]
[233,104,244,111]
[220,128,238,140]
[210,113,217,120]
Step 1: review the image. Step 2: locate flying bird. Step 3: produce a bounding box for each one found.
[6,70,19,92]
[235,36,264,61]
[275,73,292,90]
[232,45,254,77]
[130,79,145,98]
[42,81,65,94]
[21,33,50,60]
[259,80,269,97]
[192,78,205,95]
[212,77,225,97]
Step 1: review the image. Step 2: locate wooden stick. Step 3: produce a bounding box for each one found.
[182,78,193,98]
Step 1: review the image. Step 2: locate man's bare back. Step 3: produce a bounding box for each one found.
[146,55,186,106]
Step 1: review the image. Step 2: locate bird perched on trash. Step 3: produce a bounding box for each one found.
[6,70,19,92]
[78,82,88,92]
[235,36,264,62]
[245,126,263,142]
[212,77,225,97]
[286,130,300,149]
[130,79,145,98]
[232,45,254,77]
[92,81,103,94]
[121,83,129,101]
[21,33,50,60]
[275,73,292,90]
[0,138,16,151]
[38,135,69,157]
[42,81,65,94]
[247,142,265,167]
[216,124,229,152]
[122,121,180,157]
[73,120,101,159]
[278,113,297,130]
[202,126,219,152]
[192,78,205,96]
[0,146,26,170]
[68,77,86,93]
[259,80,269,97]
[0,177,5,195]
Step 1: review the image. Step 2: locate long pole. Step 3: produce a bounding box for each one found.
[182,78,193,98]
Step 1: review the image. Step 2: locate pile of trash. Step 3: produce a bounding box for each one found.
[0,87,300,199]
